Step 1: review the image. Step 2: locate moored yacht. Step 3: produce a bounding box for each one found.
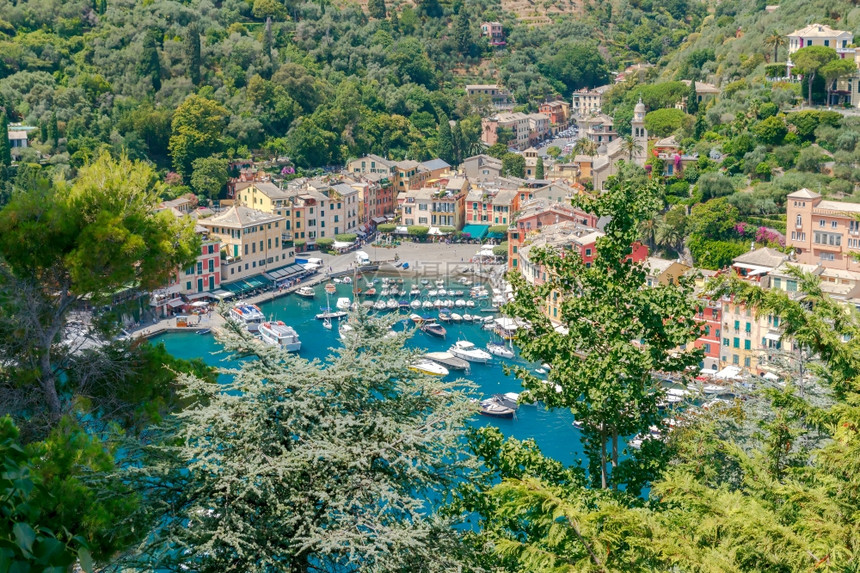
[296,286,315,298]
[449,340,492,363]
[258,321,301,351]
[228,304,265,332]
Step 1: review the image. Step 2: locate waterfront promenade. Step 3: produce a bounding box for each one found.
[132,241,505,340]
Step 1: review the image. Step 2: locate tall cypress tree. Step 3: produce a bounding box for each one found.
[187,23,201,86]
[0,109,11,167]
[139,30,162,93]
[454,10,472,56]
[436,114,454,165]
[368,0,387,19]
[535,156,544,179]
[687,80,699,115]
[47,112,58,151]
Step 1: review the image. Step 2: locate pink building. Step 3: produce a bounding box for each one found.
[481,22,505,45]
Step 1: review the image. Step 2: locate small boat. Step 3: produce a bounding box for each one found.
[325,283,336,294]
[428,290,438,297]
[386,299,398,310]
[401,262,409,269]
[373,301,386,311]
[410,360,449,376]
[486,341,514,359]
[438,288,447,297]
[399,300,411,310]
[410,287,421,296]
[480,398,515,419]
[572,420,585,430]
[444,300,455,308]
[365,287,377,296]
[381,288,390,297]
[342,276,352,284]
[365,279,375,288]
[410,314,424,324]
[421,279,430,286]
[434,300,444,308]
[422,321,447,338]
[465,300,476,308]
[410,300,421,309]
[422,301,434,309]
[702,384,729,395]
[435,279,444,288]
[316,308,348,320]
[449,340,492,363]
[454,299,465,308]
[438,310,452,323]
[322,317,332,330]
[424,351,470,371]
[259,321,301,351]
[462,313,473,322]
[228,304,265,332]
[336,297,352,311]
[197,328,211,335]
[296,286,316,298]
[535,368,547,375]
[451,313,463,322]
[333,278,343,284]
[493,392,520,410]
[339,323,354,340]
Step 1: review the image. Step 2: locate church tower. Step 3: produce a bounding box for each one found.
[631,97,648,165]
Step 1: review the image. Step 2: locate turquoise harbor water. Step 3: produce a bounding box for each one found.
[154,277,584,466]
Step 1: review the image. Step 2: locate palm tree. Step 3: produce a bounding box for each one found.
[621,135,643,161]
[764,31,786,63]
[638,217,658,252]
[573,138,598,157]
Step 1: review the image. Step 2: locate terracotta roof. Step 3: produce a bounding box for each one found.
[787,188,821,199]
[732,247,788,269]
[202,205,284,229]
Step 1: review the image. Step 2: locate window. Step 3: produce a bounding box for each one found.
[744,356,751,368]
[197,262,203,274]
[745,322,751,333]
[773,277,782,289]
[744,340,751,350]
[716,329,721,338]
[786,280,798,292]
[585,248,592,256]
[186,281,192,291]
[733,337,740,348]
[703,343,711,354]
[832,221,838,229]
[733,354,739,365]
[820,219,826,228]
[208,259,214,273]
[821,253,835,261]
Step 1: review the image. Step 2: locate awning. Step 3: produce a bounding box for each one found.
[762,372,780,381]
[333,241,353,249]
[191,301,209,307]
[764,332,781,342]
[394,226,409,234]
[187,292,212,300]
[167,298,185,308]
[372,216,388,224]
[264,263,306,281]
[211,289,234,300]
[461,224,490,240]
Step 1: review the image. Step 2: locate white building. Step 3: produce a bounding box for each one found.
[787,24,854,57]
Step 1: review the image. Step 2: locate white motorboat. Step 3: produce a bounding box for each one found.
[422,301,434,309]
[449,340,492,363]
[410,359,449,376]
[462,313,474,322]
[228,304,265,332]
[296,286,315,298]
[435,279,445,288]
[438,288,447,297]
[465,300,476,308]
[486,341,514,359]
[454,299,465,308]
[410,300,422,309]
[336,297,352,311]
[410,287,421,296]
[451,313,463,322]
[493,392,520,410]
[342,276,352,284]
[339,323,354,340]
[386,299,398,310]
[258,321,301,351]
[315,309,347,320]
[480,398,515,418]
[373,301,387,311]
[434,300,444,308]
[381,288,390,297]
[428,290,438,297]
[333,278,343,284]
[444,300,455,308]
[702,384,729,395]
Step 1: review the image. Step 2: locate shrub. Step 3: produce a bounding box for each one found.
[488,225,508,235]
[377,223,396,233]
[492,242,509,258]
[335,233,357,243]
[316,238,334,249]
[407,225,429,238]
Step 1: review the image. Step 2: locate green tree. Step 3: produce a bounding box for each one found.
[368,0,386,18]
[138,30,162,93]
[505,174,702,491]
[620,134,643,161]
[535,156,544,179]
[377,223,396,233]
[285,115,339,167]
[764,30,786,63]
[686,80,698,115]
[0,108,10,167]
[696,171,735,200]
[407,225,430,239]
[127,316,477,571]
[644,108,688,137]
[186,23,202,86]
[190,157,229,200]
[752,116,787,145]
[655,204,687,253]
[253,0,287,19]
[573,138,598,157]
[502,153,525,178]
[546,146,562,159]
[820,58,857,106]
[792,46,838,107]
[0,153,198,419]
[688,196,739,240]
[47,112,58,151]
[454,9,473,56]
[315,237,334,250]
[437,114,454,165]
[168,95,229,177]
[540,43,609,95]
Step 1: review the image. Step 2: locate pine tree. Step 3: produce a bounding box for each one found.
[47,111,58,150]
[368,0,386,19]
[535,156,544,179]
[124,311,478,571]
[436,114,454,165]
[686,80,699,115]
[186,23,201,86]
[263,16,273,61]
[0,108,11,167]
[451,121,463,164]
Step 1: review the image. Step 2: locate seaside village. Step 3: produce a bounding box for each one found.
[95,21,860,385]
